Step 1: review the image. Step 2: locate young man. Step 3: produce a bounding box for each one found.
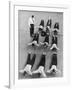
[32,52,47,78]
[46,53,61,74]
[19,52,36,76]
[28,15,35,37]
[28,31,39,47]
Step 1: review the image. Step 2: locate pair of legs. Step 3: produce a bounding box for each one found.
[50,44,59,50]
[32,53,47,78]
[19,53,36,76]
[47,53,60,74]
[47,65,61,74]
[30,24,34,37]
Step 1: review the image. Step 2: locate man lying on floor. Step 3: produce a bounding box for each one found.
[19,52,36,76]
[32,52,47,78]
[46,53,61,74]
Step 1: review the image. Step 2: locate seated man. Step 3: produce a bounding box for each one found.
[19,52,36,76]
[46,53,61,74]
[32,52,47,78]
[50,34,59,50]
[28,31,39,46]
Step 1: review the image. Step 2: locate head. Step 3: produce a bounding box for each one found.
[32,15,34,18]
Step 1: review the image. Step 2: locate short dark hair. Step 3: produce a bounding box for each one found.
[32,15,34,18]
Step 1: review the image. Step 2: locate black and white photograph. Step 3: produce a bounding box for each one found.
[8,0,71,89]
[18,10,63,79]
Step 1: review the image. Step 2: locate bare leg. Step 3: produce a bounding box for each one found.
[19,64,32,75]
[34,41,39,46]
[39,66,47,78]
[19,69,25,73]
[54,44,59,50]
[28,41,39,46]
[54,67,61,74]
[47,65,61,74]
[32,68,40,74]
[46,65,56,73]
[50,44,54,50]
[28,41,34,46]
[32,66,47,78]
[50,44,59,50]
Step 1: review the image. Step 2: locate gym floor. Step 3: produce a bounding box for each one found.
[18,10,63,79]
